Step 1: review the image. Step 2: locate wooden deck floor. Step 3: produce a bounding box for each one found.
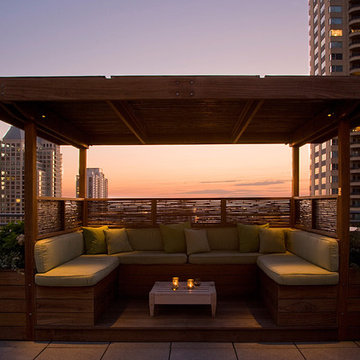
[97,298,275,329]
[35,297,338,342]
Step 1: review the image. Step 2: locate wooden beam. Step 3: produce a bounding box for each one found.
[292,146,300,197]
[337,119,350,340]
[290,146,300,227]
[2,76,360,101]
[290,101,360,147]
[232,100,264,143]
[11,102,89,149]
[78,148,87,198]
[24,122,37,340]
[79,148,88,227]
[106,101,147,144]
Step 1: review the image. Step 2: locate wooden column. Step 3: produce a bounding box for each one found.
[290,146,300,227]
[337,119,350,340]
[24,122,37,340]
[79,148,87,226]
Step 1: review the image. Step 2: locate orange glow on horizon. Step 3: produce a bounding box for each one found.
[61,144,310,198]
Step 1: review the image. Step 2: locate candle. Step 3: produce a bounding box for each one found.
[172,277,179,290]
[187,278,194,289]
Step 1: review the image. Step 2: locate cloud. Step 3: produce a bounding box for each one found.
[200,179,238,184]
[180,189,234,195]
[235,180,289,187]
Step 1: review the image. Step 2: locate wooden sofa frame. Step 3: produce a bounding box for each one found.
[36,268,118,327]
[259,269,338,327]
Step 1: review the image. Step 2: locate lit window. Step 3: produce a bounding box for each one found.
[330,29,342,37]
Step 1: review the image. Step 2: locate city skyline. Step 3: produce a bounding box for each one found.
[0,1,310,198]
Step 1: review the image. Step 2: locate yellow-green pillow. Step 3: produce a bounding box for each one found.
[83,226,109,254]
[259,228,286,253]
[104,228,133,255]
[160,222,191,253]
[238,223,269,253]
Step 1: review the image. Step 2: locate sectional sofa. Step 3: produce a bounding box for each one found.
[34,225,339,327]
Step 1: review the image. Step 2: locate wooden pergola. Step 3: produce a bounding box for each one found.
[1,75,360,340]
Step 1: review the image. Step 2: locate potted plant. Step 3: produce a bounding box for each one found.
[0,221,25,271]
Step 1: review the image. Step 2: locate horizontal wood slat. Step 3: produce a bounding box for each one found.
[0,271,25,285]
[0,313,26,327]
[0,286,25,299]
[0,299,26,313]
[36,299,94,313]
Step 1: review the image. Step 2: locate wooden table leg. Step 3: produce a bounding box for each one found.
[149,293,155,316]
[211,292,217,318]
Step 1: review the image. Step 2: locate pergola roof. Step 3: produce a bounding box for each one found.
[1,75,360,149]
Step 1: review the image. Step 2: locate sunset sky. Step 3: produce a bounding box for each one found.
[0,0,310,198]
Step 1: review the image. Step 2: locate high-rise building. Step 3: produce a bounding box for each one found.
[309,0,360,225]
[76,168,108,198]
[0,126,62,225]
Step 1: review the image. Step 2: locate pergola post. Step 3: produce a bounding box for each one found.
[290,146,300,227]
[24,122,37,340]
[79,148,88,226]
[337,119,350,340]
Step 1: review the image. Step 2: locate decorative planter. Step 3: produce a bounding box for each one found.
[0,270,26,340]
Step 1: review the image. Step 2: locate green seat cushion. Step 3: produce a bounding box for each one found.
[259,228,286,253]
[238,223,269,252]
[104,228,133,254]
[160,222,191,253]
[35,255,120,287]
[83,226,109,254]
[112,251,187,264]
[257,252,339,285]
[184,229,210,255]
[189,250,260,264]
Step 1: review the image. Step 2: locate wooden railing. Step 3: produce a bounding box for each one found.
[85,197,291,228]
[37,196,338,238]
[294,196,338,237]
[38,197,84,237]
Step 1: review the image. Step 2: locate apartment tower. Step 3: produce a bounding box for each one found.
[76,168,108,198]
[309,0,360,226]
[0,126,62,225]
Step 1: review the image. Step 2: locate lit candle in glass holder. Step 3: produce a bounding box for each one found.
[187,278,194,290]
[172,277,179,290]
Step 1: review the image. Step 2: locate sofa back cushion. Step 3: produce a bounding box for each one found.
[206,227,238,250]
[286,229,338,272]
[35,231,84,273]
[126,228,163,251]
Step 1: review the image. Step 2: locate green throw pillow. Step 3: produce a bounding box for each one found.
[160,222,191,253]
[259,228,286,253]
[83,226,109,254]
[104,228,133,255]
[184,228,210,255]
[237,223,269,253]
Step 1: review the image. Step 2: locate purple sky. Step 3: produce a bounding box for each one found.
[0,1,310,197]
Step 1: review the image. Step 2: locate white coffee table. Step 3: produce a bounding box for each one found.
[149,281,217,317]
